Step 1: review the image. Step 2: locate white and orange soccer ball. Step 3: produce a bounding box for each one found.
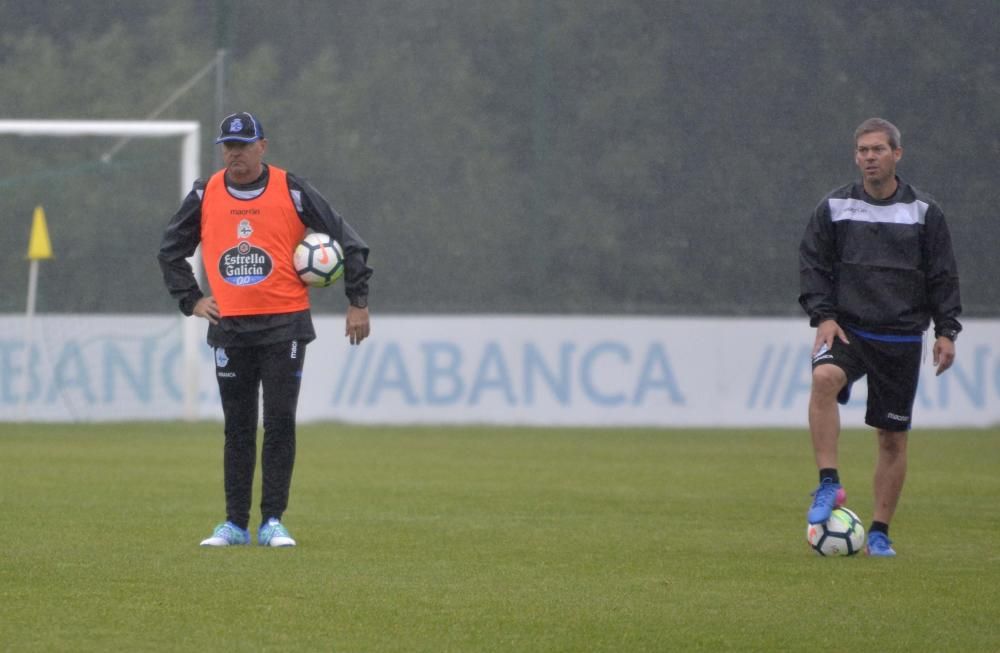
[807,507,865,556]
[293,231,344,288]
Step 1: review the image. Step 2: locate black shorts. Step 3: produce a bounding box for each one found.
[811,329,922,431]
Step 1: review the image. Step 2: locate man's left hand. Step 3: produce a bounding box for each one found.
[933,336,956,376]
[346,305,370,345]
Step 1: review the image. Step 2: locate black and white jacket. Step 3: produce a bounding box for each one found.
[799,177,962,338]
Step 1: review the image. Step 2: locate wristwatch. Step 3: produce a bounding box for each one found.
[938,329,958,342]
[349,296,368,309]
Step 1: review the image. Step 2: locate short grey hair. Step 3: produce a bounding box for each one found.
[854,118,901,149]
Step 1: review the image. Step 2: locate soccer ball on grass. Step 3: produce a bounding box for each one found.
[806,507,865,556]
[294,232,344,288]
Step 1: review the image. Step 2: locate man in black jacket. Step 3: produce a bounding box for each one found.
[158,112,373,548]
[799,117,961,556]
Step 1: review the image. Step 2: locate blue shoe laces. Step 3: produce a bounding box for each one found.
[216,522,247,543]
[811,483,839,508]
[869,532,893,551]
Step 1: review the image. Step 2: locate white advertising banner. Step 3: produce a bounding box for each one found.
[1,315,998,427]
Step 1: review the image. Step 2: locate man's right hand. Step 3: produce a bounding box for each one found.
[193,296,220,325]
[812,319,849,356]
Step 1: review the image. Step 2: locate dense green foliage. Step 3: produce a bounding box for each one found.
[1,423,998,651]
[1,1,997,315]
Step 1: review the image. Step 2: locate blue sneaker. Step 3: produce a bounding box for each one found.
[866,531,896,557]
[200,521,250,547]
[807,481,846,524]
[258,518,296,547]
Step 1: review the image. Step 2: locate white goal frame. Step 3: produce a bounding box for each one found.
[0,120,203,421]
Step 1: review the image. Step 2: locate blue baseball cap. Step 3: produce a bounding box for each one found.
[215,112,265,143]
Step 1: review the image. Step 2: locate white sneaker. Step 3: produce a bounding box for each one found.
[200,521,250,546]
[257,518,296,547]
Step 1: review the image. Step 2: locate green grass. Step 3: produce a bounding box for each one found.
[1,424,998,652]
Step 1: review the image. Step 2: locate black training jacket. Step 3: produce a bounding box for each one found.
[799,178,962,338]
[157,164,373,348]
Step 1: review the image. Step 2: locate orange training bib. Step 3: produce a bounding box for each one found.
[200,166,309,316]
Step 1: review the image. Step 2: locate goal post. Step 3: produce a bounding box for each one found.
[0,120,203,421]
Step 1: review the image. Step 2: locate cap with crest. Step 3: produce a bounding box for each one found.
[215,112,264,143]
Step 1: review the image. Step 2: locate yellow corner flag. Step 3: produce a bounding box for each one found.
[27,205,53,260]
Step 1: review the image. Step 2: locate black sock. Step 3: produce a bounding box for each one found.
[870,521,889,536]
[819,468,840,484]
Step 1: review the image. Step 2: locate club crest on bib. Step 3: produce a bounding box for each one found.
[218,240,273,286]
[238,219,253,239]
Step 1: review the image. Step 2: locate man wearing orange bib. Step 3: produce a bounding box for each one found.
[158,112,373,547]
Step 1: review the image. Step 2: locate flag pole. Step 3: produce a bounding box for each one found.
[21,206,53,420]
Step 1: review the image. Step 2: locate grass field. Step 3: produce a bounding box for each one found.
[1,423,998,652]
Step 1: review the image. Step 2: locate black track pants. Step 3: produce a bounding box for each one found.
[214,340,306,530]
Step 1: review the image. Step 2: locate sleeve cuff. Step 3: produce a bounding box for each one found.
[179,291,203,316]
[935,328,959,341]
[809,314,836,327]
